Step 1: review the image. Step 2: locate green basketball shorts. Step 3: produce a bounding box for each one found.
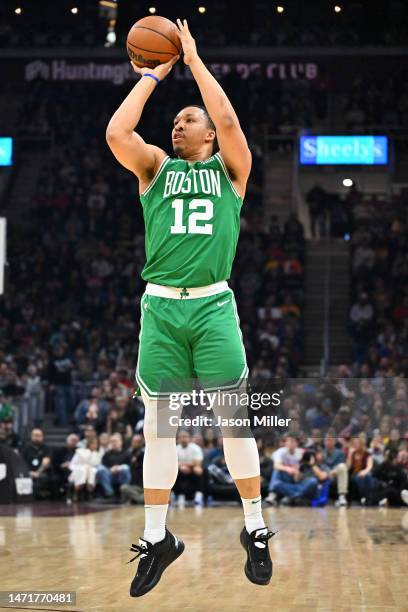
[136,281,248,397]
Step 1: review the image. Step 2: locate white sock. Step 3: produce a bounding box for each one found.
[143,504,168,544]
[241,495,266,534]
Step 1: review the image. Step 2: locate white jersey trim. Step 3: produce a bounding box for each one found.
[215,152,241,199]
[140,156,170,197]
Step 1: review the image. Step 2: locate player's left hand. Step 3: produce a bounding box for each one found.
[176,19,199,65]
[130,54,180,81]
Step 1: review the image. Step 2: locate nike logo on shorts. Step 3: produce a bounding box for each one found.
[217,299,230,307]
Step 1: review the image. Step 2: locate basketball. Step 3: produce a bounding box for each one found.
[126,16,181,68]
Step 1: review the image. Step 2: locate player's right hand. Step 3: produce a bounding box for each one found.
[130,55,180,82]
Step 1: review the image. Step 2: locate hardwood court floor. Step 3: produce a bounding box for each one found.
[0,504,407,612]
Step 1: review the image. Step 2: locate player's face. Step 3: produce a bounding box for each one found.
[172,107,215,157]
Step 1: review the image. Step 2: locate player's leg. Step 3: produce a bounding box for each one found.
[192,289,275,585]
[129,294,191,597]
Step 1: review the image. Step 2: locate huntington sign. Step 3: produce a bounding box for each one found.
[23,59,319,85]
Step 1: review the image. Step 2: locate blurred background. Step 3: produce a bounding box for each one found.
[0,0,407,508]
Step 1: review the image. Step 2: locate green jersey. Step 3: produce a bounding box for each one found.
[139,152,243,288]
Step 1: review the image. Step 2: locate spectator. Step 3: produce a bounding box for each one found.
[68,437,103,502]
[174,430,204,506]
[256,437,274,497]
[0,390,14,422]
[369,430,385,465]
[318,434,349,506]
[48,344,75,426]
[23,365,45,426]
[98,432,110,456]
[120,433,145,504]
[386,428,402,452]
[350,293,374,341]
[53,433,80,496]
[74,387,108,434]
[77,425,98,449]
[0,418,22,450]
[265,434,318,506]
[347,434,375,504]
[206,450,237,502]
[23,428,53,500]
[305,184,327,238]
[352,240,375,274]
[96,433,131,500]
[372,448,408,507]
[106,396,134,443]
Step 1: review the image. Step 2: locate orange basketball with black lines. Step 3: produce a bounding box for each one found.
[126,16,181,69]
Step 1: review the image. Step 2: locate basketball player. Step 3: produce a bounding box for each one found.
[106,19,275,597]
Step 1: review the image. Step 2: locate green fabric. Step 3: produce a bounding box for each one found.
[0,402,13,422]
[140,153,242,288]
[136,290,248,396]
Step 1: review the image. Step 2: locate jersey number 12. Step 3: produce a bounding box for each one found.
[170,198,213,235]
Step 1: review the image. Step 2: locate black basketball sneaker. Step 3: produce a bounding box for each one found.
[127,529,185,597]
[240,527,276,585]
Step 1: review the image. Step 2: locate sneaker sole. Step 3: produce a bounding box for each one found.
[240,532,272,586]
[244,563,271,585]
[130,539,185,597]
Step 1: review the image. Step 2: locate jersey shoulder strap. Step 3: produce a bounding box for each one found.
[213,152,241,199]
[140,156,171,199]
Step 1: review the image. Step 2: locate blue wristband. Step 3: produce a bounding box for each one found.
[143,73,160,85]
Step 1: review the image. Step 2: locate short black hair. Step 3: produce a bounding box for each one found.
[188,105,216,131]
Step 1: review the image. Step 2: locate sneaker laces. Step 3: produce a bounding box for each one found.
[127,539,152,565]
[253,529,277,550]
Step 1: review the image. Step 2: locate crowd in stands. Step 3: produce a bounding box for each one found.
[342,76,408,130]
[2,370,407,507]
[1,0,407,49]
[305,180,408,378]
[347,186,408,376]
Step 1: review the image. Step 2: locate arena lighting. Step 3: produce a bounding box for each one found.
[71,7,79,14]
[99,1,117,9]
[14,7,22,14]
[198,6,206,13]
[334,5,342,13]
[104,18,117,47]
[276,5,284,13]
[105,30,116,45]
[343,178,354,187]
[148,6,157,13]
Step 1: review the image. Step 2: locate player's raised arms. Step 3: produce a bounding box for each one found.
[105,56,178,186]
[176,19,252,199]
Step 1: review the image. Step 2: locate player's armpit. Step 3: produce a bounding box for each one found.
[106,128,166,182]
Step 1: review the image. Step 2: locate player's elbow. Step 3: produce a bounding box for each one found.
[106,124,131,144]
[106,125,120,144]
